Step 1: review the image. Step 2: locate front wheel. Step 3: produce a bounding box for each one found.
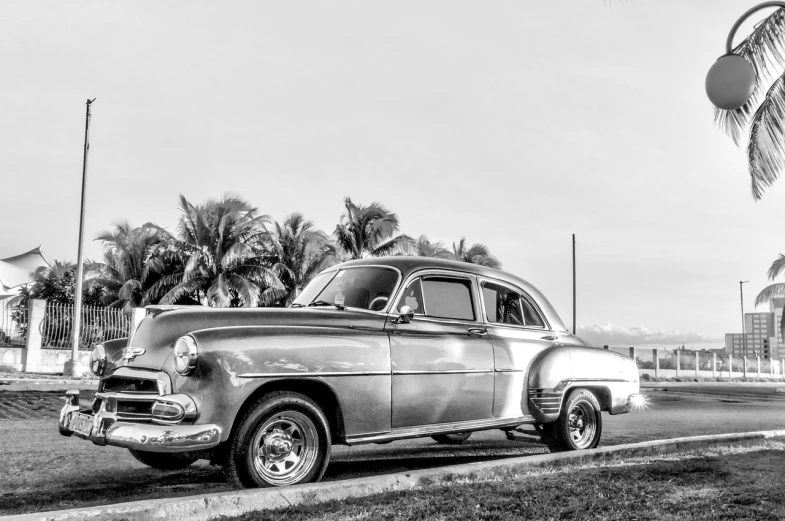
[223,391,331,488]
[129,449,199,470]
[431,432,472,445]
[541,388,602,452]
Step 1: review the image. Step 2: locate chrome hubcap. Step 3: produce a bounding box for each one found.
[251,411,318,486]
[567,401,596,449]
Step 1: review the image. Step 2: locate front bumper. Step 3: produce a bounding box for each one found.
[59,389,222,453]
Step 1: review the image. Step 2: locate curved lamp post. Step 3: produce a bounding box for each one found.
[706,2,785,110]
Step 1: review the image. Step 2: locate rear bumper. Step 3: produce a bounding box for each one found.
[59,390,222,453]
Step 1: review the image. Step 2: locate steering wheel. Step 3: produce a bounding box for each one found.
[368,295,389,311]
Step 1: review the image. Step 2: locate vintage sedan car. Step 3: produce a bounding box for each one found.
[59,256,640,488]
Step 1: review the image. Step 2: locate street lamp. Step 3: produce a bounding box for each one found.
[705,2,785,110]
[740,280,749,377]
[64,98,96,378]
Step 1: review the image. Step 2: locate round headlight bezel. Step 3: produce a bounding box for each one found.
[90,344,107,377]
[173,335,198,376]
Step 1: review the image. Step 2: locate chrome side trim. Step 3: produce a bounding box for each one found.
[239,369,495,378]
[391,369,493,375]
[238,371,389,378]
[345,415,535,445]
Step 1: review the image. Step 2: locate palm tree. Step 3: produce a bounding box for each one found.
[451,238,502,269]
[259,213,337,306]
[19,261,104,306]
[334,198,412,259]
[84,222,171,312]
[411,235,451,259]
[755,254,785,308]
[159,194,284,307]
[714,8,785,199]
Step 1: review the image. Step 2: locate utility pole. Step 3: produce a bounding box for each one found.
[65,98,96,377]
[740,280,748,378]
[572,234,576,335]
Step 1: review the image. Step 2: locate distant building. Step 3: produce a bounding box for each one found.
[724,300,785,359]
[0,246,50,300]
[0,246,50,344]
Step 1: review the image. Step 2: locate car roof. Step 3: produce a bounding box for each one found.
[330,256,568,332]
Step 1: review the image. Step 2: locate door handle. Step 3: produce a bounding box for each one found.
[468,327,487,336]
[541,334,558,341]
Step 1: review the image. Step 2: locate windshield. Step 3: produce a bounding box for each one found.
[291,267,399,311]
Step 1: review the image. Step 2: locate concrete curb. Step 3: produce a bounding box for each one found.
[6,429,785,521]
[0,378,98,391]
[640,381,785,388]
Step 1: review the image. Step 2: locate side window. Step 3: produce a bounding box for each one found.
[482,282,523,326]
[520,296,545,328]
[482,281,545,328]
[397,278,425,315]
[421,277,475,321]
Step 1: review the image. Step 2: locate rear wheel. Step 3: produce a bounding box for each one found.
[431,432,472,445]
[223,392,331,488]
[129,449,199,470]
[542,388,602,452]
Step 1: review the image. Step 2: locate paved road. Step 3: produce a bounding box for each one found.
[1,389,784,515]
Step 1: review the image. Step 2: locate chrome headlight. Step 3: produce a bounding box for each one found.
[90,344,107,376]
[173,335,198,376]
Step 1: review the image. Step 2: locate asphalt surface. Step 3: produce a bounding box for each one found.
[1,387,784,515]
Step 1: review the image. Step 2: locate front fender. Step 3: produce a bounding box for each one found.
[170,325,392,442]
[527,346,639,423]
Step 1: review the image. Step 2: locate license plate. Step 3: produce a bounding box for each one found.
[69,412,94,437]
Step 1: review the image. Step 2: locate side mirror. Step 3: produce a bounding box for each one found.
[395,305,415,324]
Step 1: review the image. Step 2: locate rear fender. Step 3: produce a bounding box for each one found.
[527,346,639,422]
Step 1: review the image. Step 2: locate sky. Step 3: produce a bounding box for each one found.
[2,0,782,347]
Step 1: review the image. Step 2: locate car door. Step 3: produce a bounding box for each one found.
[385,271,495,428]
[478,278,557,418]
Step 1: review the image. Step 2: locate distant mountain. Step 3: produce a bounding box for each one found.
[577,323,721,348]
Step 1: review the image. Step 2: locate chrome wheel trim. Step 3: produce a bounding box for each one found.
[566,400,596,449]
[250,411,319,486]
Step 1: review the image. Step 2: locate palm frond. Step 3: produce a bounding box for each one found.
[715,9,785,144]
[83,277,122,290]
[259,286,289,307]
[206,273,232,307]
[159,276,207,305]
[754,282,785,306]
[768,254,785,280]
[83,262,122,282]
[747,72,785,199]
[371,234,413,257]
[221,242,259,270]
[144,272,184,304]
[224,272,260,307]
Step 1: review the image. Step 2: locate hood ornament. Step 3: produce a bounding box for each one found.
[121,347,146,366]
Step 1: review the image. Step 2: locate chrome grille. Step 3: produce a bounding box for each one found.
[102,376,158,394]
[94,390,159,422]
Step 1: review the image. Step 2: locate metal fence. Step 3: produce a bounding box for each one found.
[41,303,131,349]
[603,345,784,377]
[0,299,26,346]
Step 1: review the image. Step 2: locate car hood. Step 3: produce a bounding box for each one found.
[112,306,388,372]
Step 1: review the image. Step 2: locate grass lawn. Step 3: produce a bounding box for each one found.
[219,443,785,521]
